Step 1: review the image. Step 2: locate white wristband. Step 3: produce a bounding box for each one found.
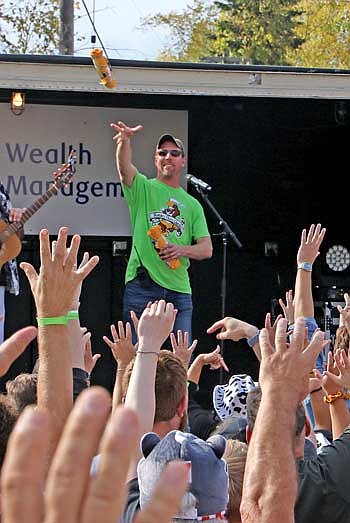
[297,262,312,272]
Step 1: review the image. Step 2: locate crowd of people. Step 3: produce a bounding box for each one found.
[0,122,349,523]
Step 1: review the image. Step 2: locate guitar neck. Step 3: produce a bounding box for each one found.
[0,182,59,242]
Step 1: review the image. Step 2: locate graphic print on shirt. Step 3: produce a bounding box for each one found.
[147,198,185,269]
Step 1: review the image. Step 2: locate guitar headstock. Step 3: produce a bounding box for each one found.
[53,149,77,188]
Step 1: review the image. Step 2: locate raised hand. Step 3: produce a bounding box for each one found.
[103,321,136,368]
[52,244,91,310]
[207,316,258,342]
[1,387,188,523]
[297,223,326,265]
[201,345,229,371]
[0,326,37,377]
[322,349,350,391]
[278,290,295,324]
[137,300,177,351]
[337,293,350,330]
[129,302,152,340]
[265,312,283,348]
[170,329,198,368]
[110,121,143,145]
[309,374,322,394]
[83,330,101,375]
[20,227,99,317]
[259,317,327,401]
[72,251,91,308]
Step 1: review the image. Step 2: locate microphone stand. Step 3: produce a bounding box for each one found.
[192,185,242,384]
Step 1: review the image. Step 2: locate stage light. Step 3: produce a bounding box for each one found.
[325,245,350,272]
[11,92,25,115]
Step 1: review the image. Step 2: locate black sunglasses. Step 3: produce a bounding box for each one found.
[157,149,182,157]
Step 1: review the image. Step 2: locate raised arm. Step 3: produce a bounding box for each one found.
[336,294,350,333]
[294,223,326,320]
[207,316,261,361]
[124,300,176,481]
[320,349,350,439]
[110,120,143,187]
[241,317,326,523]
[278,289,295,325]
[187,345,228,384]
[0,326,37,377]
[20,227,99,463]
[170,329,198,369]
[103,320,136,412]
[1,387,188,523]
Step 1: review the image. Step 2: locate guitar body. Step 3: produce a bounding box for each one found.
[0,219,22,272]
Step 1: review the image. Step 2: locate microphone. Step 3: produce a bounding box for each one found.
[186,174,212,192]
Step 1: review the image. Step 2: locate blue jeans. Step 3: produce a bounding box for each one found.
[123,276,193,348]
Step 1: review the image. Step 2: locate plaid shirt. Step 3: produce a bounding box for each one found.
[0,184,20,295]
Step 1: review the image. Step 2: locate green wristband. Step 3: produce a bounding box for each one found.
[37,316,69,326]
[66,310,79,320]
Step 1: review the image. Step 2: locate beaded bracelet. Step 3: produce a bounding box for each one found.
[323,391,350,404]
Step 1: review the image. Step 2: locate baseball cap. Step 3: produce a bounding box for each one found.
[156,134,185,156]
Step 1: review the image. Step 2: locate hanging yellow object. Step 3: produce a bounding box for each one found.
[90,48,116,89]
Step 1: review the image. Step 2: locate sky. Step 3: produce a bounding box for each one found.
[75,0,191,61]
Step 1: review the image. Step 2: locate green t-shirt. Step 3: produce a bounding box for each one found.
[122,172,210,294]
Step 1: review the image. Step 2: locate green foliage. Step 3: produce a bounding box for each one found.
[142,0,350,68]
[139,0,219,62]
[0,0,81,54]
[212,0,304,65]
[288,0,350,68]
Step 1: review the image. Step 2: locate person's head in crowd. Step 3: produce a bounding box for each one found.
[6,372,37,413]
[122,350,188,434]
[246,385,313,459]
[138,429,228,522]
[213,374,256,421]
[0,394,18,469]
[1,387,190,523]
[211,415,247,443]
[223,439,248,523]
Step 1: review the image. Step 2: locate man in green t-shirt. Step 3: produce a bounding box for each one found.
[110,120,213,345]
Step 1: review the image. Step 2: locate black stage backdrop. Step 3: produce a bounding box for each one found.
[2,93,349,407]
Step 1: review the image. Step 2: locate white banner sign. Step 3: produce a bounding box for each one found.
[0,104,188,236]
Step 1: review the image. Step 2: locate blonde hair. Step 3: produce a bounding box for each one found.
[224,439,248,523]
